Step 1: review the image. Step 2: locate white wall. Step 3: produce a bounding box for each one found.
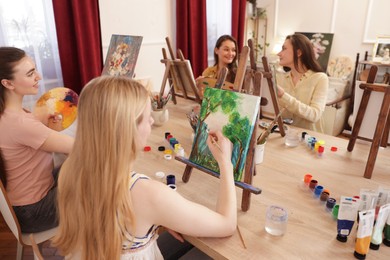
[260,0,390,63]
[99,0,389,92]
[98,0,175,92]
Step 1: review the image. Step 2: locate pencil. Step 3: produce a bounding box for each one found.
[237,225,247,249]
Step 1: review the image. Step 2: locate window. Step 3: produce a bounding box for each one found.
[206,0,232,66]
[0,0,63,110]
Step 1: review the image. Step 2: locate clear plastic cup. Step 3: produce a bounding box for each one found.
[285,129,300,147]
[265,205,288,236]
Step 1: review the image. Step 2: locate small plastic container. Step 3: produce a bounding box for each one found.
[314,185,324,198]
[166,174,175,185]
[265,205,288,236]
[309,179,318,191]
[285,129,300,147]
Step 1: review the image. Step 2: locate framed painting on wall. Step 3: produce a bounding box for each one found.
[372,36,390,64]
[296,32,334,72]
[102,34,143,77]
[189,88,260,182]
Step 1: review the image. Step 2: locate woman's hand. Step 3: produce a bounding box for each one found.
[277,85,285,98]
[195,76,206,99]
[206,130,232,165]
[47,114,63,131]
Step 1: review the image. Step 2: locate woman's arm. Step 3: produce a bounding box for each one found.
[278,73,328,123]
[40,130,74,154]
[132,131,237,238]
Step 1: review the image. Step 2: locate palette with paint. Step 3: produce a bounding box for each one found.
[259,120,288,133]
[35,87,79,131]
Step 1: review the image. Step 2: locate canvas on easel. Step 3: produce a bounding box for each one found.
[102,34,143,77]
[189,88,260,182]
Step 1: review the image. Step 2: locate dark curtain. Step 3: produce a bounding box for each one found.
[176,0,208,78]
[232,0,247,52]
[52,0,103,94]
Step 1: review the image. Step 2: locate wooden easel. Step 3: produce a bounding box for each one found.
[175,46,262,212]
[260,56,286,136]
[160,37,202,104]
[173,41,285,211]
[175,110,261,212]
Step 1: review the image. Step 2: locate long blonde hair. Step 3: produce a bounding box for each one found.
[54,76,149,259]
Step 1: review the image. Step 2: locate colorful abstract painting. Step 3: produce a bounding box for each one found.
[35,87,78,131]
[102,34,143,77]
[189,88,260,182]
[297,32,334,72]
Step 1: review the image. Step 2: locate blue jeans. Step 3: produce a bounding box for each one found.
[12,167,60,233]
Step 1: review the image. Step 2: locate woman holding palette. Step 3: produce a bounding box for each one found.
[196,34,238,98]
[0,47,74,232]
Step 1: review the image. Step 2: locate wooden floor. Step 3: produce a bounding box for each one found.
[0,214,63,260]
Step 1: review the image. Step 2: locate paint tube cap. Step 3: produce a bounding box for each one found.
[383,238,390,247]
[353,251,366,259]
[336,234,347,242]
[143,146,151,152]
[331,146,338,152]
[369,242,380,250]
[158,146,166,151]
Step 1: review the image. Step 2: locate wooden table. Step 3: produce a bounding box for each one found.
[134,98,390,259]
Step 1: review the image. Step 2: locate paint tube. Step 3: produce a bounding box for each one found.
[383,210,390,247]
[357,189,378,225]
[370,203,390,250]
[376,187,390,216]
[354,209,375,259]
[336,196,360,242]
[359,188,379,212]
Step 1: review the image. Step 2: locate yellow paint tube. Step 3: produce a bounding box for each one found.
[354,209,375,259]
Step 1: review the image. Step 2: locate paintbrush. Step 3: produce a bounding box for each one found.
[256,108,285,145]
[206,128,222,152]
[237,225,247,249]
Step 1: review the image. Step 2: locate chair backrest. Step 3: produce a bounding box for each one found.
[30,234,44,260]
[0,180,23,244]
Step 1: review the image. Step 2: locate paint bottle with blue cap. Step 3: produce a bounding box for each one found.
[314,185,324,199]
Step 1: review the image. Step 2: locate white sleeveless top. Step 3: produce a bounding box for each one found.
[121,172,163,260]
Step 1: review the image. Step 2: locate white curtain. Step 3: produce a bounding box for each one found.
[206,0,232,66]
[0,0,63,111]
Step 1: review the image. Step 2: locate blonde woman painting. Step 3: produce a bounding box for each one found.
[54,76,236,259]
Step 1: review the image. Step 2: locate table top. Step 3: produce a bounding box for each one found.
[134,98,390,259]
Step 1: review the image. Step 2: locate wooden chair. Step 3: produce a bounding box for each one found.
[347,65,390,179]
[30,234,44,260]
[0,181,57,260]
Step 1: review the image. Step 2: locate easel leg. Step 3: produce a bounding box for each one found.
[182,165,194,183]
[241,190,251,212]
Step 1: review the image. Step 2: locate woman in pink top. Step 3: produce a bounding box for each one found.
[0,47,74,232]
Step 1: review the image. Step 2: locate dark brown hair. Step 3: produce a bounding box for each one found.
[0,47,26,116]
[285,33,323,73]
[213,35,238,83]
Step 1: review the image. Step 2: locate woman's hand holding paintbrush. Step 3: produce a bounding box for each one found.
[206,129,237,232]
[207,130,232,166]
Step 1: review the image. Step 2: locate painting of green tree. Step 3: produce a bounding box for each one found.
[189,88,260,181]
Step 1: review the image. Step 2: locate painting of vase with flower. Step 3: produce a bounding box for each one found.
[102,34,143,77]
[297,32,334,72]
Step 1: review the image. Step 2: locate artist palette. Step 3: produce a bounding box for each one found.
[35,87,79,131]
[259,121,288,133]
